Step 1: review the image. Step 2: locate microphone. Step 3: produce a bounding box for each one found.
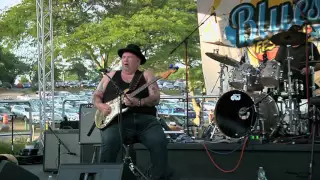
[213,12,217,23]
[239,56,246,65]
[99,68,110,74]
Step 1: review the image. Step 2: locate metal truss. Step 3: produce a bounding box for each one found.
[36,0,55,146]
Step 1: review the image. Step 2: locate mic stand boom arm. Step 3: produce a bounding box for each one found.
[169,12,215,136]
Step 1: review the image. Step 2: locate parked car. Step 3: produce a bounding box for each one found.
[11,105,40,122]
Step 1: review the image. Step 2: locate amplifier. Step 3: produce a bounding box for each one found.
[43,129,80,172]
[79,104,101,144]
[0,160,40,180]
[57,163,136,180]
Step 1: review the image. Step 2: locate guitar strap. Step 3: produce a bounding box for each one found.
[128,70,143,92]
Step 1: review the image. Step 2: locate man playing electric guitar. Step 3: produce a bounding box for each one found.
[92,44,169,180]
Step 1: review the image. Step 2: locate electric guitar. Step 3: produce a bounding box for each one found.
[94,66,179,129]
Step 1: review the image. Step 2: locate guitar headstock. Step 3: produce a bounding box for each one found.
[159,64,179,79]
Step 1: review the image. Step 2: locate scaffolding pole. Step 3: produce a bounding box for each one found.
[36,0,55,149]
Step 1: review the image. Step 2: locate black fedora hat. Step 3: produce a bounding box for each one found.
[118,44,146,65]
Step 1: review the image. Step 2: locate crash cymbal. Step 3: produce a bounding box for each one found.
[204,41,234,48]
[205,52,239,67]
[270,31,307,45]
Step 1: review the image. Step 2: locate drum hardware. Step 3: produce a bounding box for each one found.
[205,52,239,67]
[218,63,228,96]
[285,45,298,135]
[229,63,263,92]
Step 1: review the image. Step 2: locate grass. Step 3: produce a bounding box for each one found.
[0,141,27,155]
[161,89,181,95]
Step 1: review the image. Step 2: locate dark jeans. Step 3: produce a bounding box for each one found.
[99,112,169,180]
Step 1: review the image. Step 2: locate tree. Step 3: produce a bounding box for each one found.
[0,48,29,84]
[68,60,88,81]
[0,0,205,125]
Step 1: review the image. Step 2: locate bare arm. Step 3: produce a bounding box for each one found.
[92,71,115,107]
[141,70,160,107]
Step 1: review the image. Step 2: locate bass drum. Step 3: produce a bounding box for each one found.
[214,90,280,138]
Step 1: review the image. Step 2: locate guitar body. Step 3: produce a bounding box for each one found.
[95,96,129,129]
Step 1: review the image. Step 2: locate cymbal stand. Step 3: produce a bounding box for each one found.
[243,72,249,92]
[219,63,227,96]
[286,46,296,135]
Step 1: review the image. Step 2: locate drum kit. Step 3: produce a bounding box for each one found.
[206,31,320,142]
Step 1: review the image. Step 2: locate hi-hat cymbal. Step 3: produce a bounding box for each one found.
[205,52,239,67]
[204,41,234,48]
[270,31,307,45]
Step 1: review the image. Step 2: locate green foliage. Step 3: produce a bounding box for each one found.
[64,73,79,81]
[0,0,204,88]
[0,141,25,155]
[0,48,29,84]
[20,76,29,83]
[167,68,185,80]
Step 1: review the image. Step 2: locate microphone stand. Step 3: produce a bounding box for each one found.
[169,12,215,136]
[47,126,76,171]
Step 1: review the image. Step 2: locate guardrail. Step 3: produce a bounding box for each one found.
[0,100,33,143]
[62,99,88,117]
[160,95,219,99]
[157,95,218,136]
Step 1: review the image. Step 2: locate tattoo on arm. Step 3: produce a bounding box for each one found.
[92,79,105,106]
[142,83,160,107]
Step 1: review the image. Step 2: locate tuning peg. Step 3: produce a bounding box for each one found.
[169,64,173,68]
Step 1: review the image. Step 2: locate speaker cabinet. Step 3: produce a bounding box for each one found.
[57,163,136,180]
[79,104,101,144]
[0,160,40,180]
[43,129,80,172]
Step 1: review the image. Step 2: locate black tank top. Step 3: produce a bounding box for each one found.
[102,70,157,116]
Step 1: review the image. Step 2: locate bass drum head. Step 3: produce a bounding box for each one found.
[214,90,256,138]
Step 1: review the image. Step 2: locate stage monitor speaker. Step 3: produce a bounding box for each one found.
[79,104,101,144]
[0,160,40,180]
[43,129,81,172]
[57,163,137,180]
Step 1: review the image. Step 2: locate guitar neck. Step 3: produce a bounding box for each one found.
[130,76,161,97]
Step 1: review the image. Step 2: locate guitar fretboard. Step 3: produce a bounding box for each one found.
[130,76,161,97]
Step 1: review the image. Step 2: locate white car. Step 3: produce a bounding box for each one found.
[55,107,79,121]
[11,105,40,122]
[162,82,174,89]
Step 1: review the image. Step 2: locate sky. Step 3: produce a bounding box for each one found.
[0,0,21,11]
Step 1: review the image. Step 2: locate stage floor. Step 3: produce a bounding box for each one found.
[133,140,320,180]
[20,139,320,180]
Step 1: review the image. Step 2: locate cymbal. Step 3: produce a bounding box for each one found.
[270,31,307,45]
[204,41,234,48]
[205,52,239,67]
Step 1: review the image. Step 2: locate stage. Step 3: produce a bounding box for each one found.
[132,141,320,180]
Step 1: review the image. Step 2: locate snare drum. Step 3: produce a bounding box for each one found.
[229,63,263,91]
[260,60,281,87]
